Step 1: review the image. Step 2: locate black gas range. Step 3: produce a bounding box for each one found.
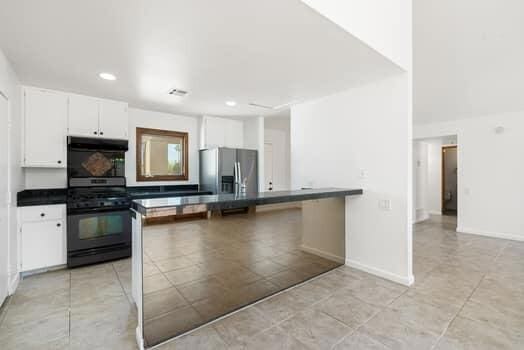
[66,137,131,268]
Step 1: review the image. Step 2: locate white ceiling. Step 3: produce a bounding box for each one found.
[414,0,524,124]
[0,0,399,118]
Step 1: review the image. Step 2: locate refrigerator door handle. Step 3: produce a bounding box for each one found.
[238,162,243,184]
[234,162,239,184]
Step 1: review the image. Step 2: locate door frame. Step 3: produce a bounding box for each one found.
[441,145,457,214]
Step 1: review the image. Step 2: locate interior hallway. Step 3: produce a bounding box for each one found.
[0,214,522,349]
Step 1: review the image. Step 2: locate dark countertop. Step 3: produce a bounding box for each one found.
[17,189,68,207]
[131,188,363,216]
[17,184,207,207]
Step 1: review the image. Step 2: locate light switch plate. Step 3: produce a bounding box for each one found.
[379,199,392,211]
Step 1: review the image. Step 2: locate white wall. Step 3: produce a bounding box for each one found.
[126,108,200,186]
[415,111,524,241]
[413,141,428,223]
[291,73,413,284]
[243,117,265,192]
[25,108,201,188]
[301,0,412,70]
[0,49,23,293]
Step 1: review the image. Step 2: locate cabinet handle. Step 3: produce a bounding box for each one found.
[57,160,62,164]
[56,223,61,227]
[40,213,45,217]
[100,131,104,135]
[94,131,98,135]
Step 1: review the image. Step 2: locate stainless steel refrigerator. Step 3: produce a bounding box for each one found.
[199,148,258,194]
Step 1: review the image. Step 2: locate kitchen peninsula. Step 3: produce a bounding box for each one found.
[131,188,363,349]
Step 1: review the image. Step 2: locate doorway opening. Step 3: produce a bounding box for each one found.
[441,145,458,216]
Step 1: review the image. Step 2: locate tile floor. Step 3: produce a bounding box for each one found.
[0,214,523,349]
[141,209,342,346]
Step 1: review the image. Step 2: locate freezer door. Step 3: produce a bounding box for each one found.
[199,149,218,193]
[237,149,258,193]
[218,148,237,193]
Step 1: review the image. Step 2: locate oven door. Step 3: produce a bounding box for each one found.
[67,207,131,252]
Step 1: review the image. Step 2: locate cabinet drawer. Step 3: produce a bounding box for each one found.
[19,204,65,222]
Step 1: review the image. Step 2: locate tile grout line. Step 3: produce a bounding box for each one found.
[429,268,489,349]
[111,263,133,306]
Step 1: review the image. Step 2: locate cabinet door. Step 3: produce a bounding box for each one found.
[68,94,100,137]
[224,119,244,148]
[99,100,128,139]
[21,220,65,271]
[203,117,225,148]
[24,88,68,167]
[47,220,66,267]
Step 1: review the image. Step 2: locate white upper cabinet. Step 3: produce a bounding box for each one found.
[23,87,68,167]
[68,94,100,137]
[201,116,244,149]
[68,95,128,140]
[98,99,128,139]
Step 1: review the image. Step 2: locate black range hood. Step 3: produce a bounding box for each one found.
[67,136,128,151]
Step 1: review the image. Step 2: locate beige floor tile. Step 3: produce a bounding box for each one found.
[247,260,289,277]
[315,290,381,329]
[231,326,314,350]
[71,273,126,306]
[279,308,352,349]
[143,273,173,295]
[287,279,332,304]
[435,316,523,350]
[143,262,161,277]
[254,291,310,323]
[342,278,405,307]
[333,331,389,350]
[177,276,230,303]
[360,309,439,350]
[164,265,211,286]
[213,307,273,346]
[70,295,136,346]
[144,306,203,347]
[15,269,70,300]
[144,287,189,321]
[0,310,69,350]
[267,269,311,289]
[386,294,457,335]
[2,288,69,329]
[157,326,228,350]
[154,256,195,273]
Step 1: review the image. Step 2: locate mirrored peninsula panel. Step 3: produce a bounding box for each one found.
[139,198,346,348]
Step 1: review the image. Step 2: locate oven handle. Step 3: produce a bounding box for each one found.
[67,206,131,215]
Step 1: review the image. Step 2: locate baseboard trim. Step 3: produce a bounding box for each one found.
[8,272,19,295]
[427,210,442,216]
[456,227,524,242]
[413,214,430,224]
[300,245,345,264]
[345,259,414,286]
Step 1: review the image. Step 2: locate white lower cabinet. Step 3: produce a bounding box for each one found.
[20,204,66,272]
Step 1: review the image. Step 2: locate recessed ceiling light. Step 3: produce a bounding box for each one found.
[225,100,237,107]
[99,72,116,81]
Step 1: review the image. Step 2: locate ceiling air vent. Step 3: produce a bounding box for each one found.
[249,100,298,110]
[168,88,188,97]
